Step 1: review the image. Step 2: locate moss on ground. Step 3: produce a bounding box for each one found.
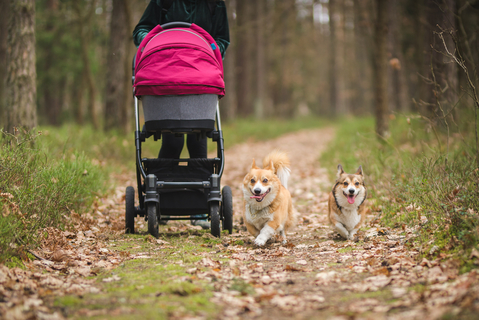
[53,229,223,319]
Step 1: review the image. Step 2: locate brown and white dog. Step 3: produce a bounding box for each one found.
[242,150,297,246]
[328,164,367,240]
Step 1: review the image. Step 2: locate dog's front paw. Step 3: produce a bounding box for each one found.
[338,232,349,240]
[348,230,358,240]
[334,223,350,240]
[254,235,268,246]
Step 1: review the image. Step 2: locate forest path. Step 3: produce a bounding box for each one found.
[2,127,476,320]
[179,126,472,320]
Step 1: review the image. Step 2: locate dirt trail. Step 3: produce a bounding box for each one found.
[199,127,478,320]
[2,127,478,320]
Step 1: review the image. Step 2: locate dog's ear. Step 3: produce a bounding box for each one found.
[355,165,363,176]
[264,160,274,172]
[337,164,344,178]
[251,158,259,169]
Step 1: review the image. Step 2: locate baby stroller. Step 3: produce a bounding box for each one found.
[125,22,233,238]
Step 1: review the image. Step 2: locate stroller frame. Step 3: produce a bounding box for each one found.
[125,22,233,238]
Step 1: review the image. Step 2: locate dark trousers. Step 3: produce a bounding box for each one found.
[158,133,207,159]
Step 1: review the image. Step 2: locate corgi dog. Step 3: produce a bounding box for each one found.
[242,150,297,246]
[328,164,367,240]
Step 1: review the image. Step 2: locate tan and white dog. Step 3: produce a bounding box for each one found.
[242,150,297,246]
[328,164,367,240]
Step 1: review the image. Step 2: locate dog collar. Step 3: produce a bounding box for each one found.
[333,182,343,212]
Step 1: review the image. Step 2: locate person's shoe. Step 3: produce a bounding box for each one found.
[159,215,169,225]
[191,219,210,229]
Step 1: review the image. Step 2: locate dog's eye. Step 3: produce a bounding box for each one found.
[355,182,360,186]
[263,178,268,183]
[343,182,348,187]
[251,179,255,184]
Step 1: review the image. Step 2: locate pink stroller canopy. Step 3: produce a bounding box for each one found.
[133,23,225,97]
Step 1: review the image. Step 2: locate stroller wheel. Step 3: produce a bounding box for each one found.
[147,203,159,238]
[221,186,233,234]
[210,202,221,238]
[125,186,136,234]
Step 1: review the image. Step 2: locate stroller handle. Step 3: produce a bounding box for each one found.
[161,22,192,29]
[132,53,136,85]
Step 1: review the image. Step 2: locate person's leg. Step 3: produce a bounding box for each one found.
[187,134,210,229]
[157,134,184,225]
[158,133,184,159]
[186,134,207,158]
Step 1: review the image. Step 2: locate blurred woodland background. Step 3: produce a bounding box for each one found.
[0,0,478,140]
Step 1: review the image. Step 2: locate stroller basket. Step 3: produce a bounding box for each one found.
[158,189,209,215]
[142,94,217,132]
[142,158,218,182]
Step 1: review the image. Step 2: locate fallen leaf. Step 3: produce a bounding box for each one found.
[285,265,303,272]
[373,266,390,276]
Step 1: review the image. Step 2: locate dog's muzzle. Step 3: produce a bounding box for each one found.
[250,189,270,202]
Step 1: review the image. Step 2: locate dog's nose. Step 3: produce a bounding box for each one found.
[349,189,355,194]
[254,188,262,195]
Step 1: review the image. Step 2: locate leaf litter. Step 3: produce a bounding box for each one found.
[1,127,479,319]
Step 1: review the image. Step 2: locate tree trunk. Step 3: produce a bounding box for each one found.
[221,0,237,121]
[0,0,9,130]
[373,0,389,138]
[329,0,339,116]
[122,0,134,133]
[41,0,62,126]
[411,0,427,114]
[426,0,457,123]
[4,0,37,134]
[105,0,128,132]
[254,0,266,119]
[338,0,347,114]
[235,1,253,117]
[74,2,99,130]
[387,0,408,113]
[76,75,86,125]
[352,0,367,114]
[274,0,295,118]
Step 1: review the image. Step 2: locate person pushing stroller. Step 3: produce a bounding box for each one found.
[133,0,230,229]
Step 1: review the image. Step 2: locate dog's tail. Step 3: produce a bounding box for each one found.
[263,150,291,188]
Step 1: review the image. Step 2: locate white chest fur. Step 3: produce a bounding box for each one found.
[334,207,361,231]
[245,204,272,230]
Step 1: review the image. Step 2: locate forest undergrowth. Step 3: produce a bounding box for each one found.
[0,129,106,264]
[320,115,479,272]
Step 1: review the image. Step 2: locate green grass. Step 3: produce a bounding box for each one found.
[320,115,479,266]
[0,129,106,263]
[37,124,133,166]
[337,247,355,253]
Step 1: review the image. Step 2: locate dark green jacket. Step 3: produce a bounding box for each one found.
[133,0,230,58]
